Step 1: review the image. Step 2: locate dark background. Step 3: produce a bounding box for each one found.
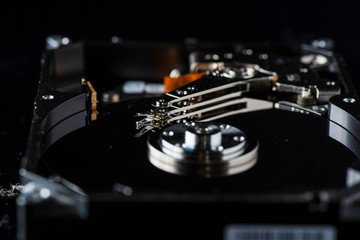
[0,1,359,239]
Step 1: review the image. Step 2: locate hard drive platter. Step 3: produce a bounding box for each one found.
[43,106,355,195]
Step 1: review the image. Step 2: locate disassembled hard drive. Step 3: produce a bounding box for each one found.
[19,40,360,239]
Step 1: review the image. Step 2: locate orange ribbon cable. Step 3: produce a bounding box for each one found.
[164,72,205,93]
[82,78,99,121]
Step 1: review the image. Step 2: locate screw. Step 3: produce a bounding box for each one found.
[311,38,334,49]
[259,53,268,60]
[242,49,253,55]
[212,54,219,60]
[220,124,230,129]
[46,35,71,50]
[155,99,168,107]
[233,136,245,142]
[176,90,187,96]
[224,53,233,59]
[42,95,54,100]
[111,36,122,44]
[343,98,356,103]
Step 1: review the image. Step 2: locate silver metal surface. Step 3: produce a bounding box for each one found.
[328,94,360,163]
[329,95,360,143]
[148,122,258,177]
[210,65,256,79]
[275,101,328,116]
[135,55,340,137]
[135,64,277,137]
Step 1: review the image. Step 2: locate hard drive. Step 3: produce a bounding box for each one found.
[18,40,360,239]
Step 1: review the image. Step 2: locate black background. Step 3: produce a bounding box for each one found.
[0,1,359,239]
